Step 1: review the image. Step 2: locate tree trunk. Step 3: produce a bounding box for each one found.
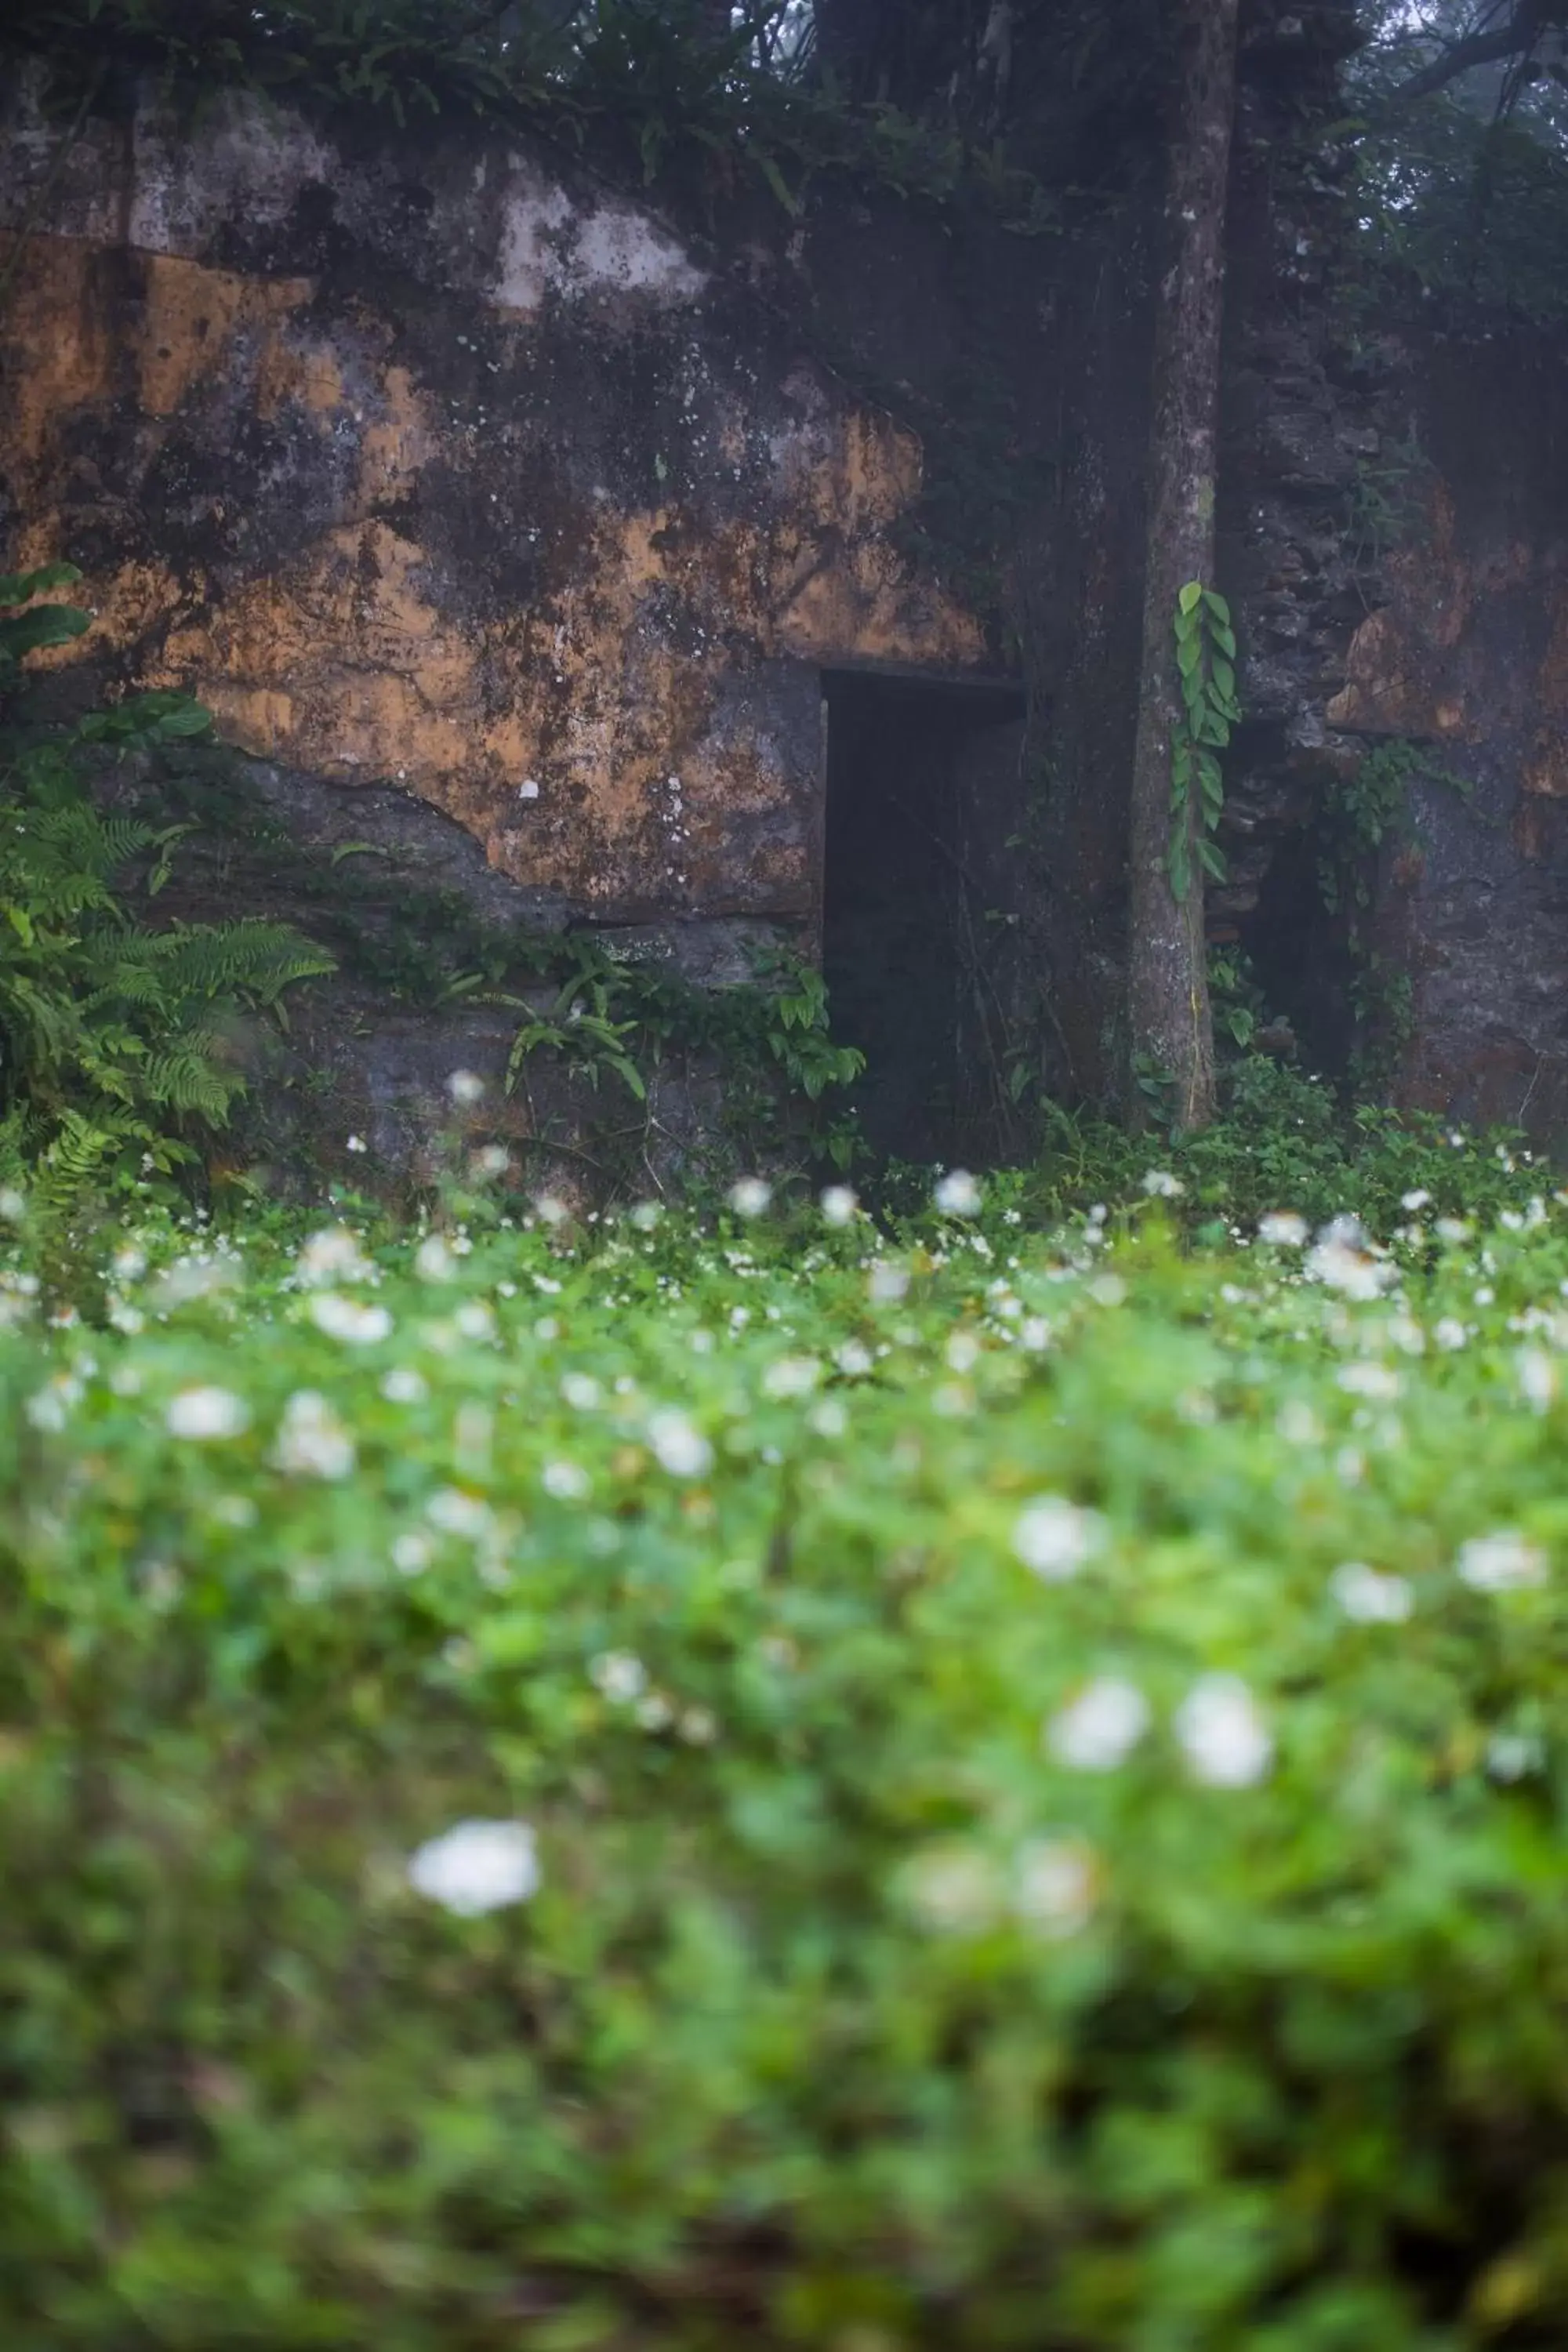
[1126,0,1240,1131]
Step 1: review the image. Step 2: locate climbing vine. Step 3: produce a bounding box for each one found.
[1167,581,1240,904]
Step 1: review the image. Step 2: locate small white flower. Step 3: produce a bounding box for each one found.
[590,1650,647,1702]
[309,1293,393,1345]
[762,1355,821,1400]
[1014,1496,1107,1582]
[454,1300,495,1341]
[1142,1169,1184,1199]
[1486,1730,1546,1782]
[835,1340,873,1377]
[903,1845,1002,1933]
[1337,1361,1401,1400]
[629,1200,662,1232]
[727,1176,772,1218]
[1330,1561,1414,1624]
[1518,1348,1557,1413]
[346,1133,368,1154]
[561,1372,601,1410]
[934,1168,982,1217]
[1400,1188,1432,1212]
[868,1260,909,1305]
[381,1367,428,1404]
[407,1820,538,1916]
[1258,1210,1308,1247]
[678,1704,718,1745]
[1174,1675,1273,1788]
[295,1225,376,1289]
[533,1194,568,1229]
[414,1234,457,1283]
[1015,1837,1098,1938]
[471,1144,511,1180]
[445,1069,486,1107]
[1434,1317,1468,1352]
[636,1691,674,1731]
[274,1391,354,1479]
[392,1531,433,1575]
[426,1486,495,1540]
[542,1458,590,1500]
[0,1186,26,1224]
[648,1408,713,1479]
[946,1330,981,1373]
[1456,1530,1547,1593]
[820,1183,858,1227]
[1047,1677,1150,1772]
[167,1385,250,1441]
[808,1397,848,1437]
[1306,1218,1392,1301]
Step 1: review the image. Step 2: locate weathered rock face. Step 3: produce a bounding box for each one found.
[0,78,985,951]
[1323,326,1568,1145]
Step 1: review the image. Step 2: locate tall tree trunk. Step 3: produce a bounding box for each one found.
[1126,0,1240,1131]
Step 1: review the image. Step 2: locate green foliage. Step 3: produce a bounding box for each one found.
[1318,736,1470,916]
[1167,582,1240,904]
[0,574,333,1192]
[0,1134,1566,2346]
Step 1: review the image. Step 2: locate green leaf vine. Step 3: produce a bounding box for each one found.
[1167,581,1240,904]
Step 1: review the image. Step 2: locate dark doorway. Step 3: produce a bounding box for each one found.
[821,666,1027,1163]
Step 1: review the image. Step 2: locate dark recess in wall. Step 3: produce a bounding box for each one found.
[822,667,1026,1163]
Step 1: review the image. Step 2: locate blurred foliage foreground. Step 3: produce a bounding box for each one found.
[4,1149,1568,2351]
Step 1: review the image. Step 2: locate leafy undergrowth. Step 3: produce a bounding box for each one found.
[4,1140,1568,2348]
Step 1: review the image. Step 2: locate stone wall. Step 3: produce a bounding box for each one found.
[0,76,989,960]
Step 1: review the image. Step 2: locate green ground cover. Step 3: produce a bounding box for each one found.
[3,1127,1568,2348]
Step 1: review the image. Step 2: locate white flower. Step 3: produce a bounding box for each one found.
[542,1458,590,1501]
[1142,1169,1184,1199]
[1330,1561,1414,1624]
[1400,1187,1432,1212]
[1013,1496,1107,1582]
[1258,1211,1309,1247]
[946,1330,981,1374]
[648,1408,713,1479]
[561,1371,601,1410]
[727,1177,772,1218]
[309,1293,394,1345]
[454,1300,495,1341]
[868,1260,910,1305]
[629,1200,662,1231]
[274,1391,354,1479]
[1518,1348,1557,1413]
[1337,1361,1401,1400]
[903,1845,1001,1933]
[295,1226,375,1288]
[445,1069,486,1106]
[1456,1530,1547,1593]
[426,1486,495,1540]
[381,1367,428,1404]
[533,1194,569,1229]
[808,1397,848,1437]
[820,1184,858,1227]
[590,1650,647,1702]
[1306,1218,1392,1301]
[934,1168,982,1217]
[1486,1730,1545,1782]
[471,1143,511,1180]
[0,1186,27,1224]
[392,1531,433,1575]
[1015,1837,1098,1938]
[762,1356,820,1399]
[1047,1678,1150,1772]
[835,1340,873,1377]
[413,1234,457,1283]
[407,1820,538,1915]
[679,1704,718,1745]
[1174,1675,1273,1788]
[167,1385,250,1441]
[346,1133,368,1154]
[1434,1318,1468,1352]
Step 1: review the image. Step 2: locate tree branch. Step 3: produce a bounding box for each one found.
[1379,0,1560,110]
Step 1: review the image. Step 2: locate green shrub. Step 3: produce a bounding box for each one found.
[1,1162,1567,2347]
[0,566,333,1200]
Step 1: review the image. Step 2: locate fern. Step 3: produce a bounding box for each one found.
[0,572,336,1195]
